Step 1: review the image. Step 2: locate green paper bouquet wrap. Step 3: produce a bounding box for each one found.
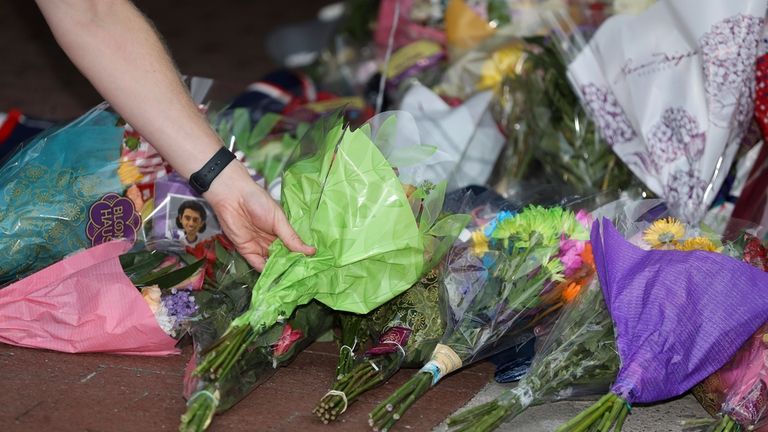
[194,114,426,383]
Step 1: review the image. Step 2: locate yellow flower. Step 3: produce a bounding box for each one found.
[642,217,685,248]
[477,44,527,92]
[118,159,143,185]
[471,230,489,256]
[676,237,719,252]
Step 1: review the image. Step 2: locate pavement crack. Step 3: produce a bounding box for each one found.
[15,401,44,422]
[80,365,106,383]
[107,365,183,376]
[131,391,150,403]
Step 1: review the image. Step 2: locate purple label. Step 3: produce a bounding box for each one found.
[86,192,141,246]
[365,326,411,357]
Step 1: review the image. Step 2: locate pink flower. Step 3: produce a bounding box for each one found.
[272,323,303,357]
[560,237,586,278]
[575,209,594,230]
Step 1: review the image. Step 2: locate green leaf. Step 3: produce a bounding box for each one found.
[215,241,230,267]
[133,263,178,285]
[422,181,447,229]
[214,116,233,142]
[250,113,282,144]
[295,122,311,140]
[140,259,205,289]
[122,252,167,280]
[231,108,252,150]
[124,135,141,151]
[428,213,471,237]
[119,251,142,269]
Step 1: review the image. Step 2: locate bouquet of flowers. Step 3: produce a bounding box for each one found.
[564,0,766,222]
[314,269,445,423]
[0,240,178,355]
[180,300,334,432]
[369,205,596,431]
[176,231,335,432]
[447,276,618,432]
[0,104,141,284]
[556,217,768,431]
[693,235,768,432]
[192,113,441,401]
[316,144,471,422]
[491,36,637,198]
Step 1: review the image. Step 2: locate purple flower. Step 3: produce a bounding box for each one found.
[162,290,198,323]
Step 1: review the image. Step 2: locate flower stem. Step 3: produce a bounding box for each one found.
[370,371,433,430]
[448,401,501,426]
[714,416,741,432]
[613,401,629,432]
[599,397,624,432]
[555,393,616,432]
[179,389,218,432]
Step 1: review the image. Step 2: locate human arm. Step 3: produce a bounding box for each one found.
[34,0,315,270]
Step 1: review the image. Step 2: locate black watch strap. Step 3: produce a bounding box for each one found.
[189,147,236,195]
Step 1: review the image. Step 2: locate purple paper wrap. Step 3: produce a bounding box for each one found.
[591,218,768,404]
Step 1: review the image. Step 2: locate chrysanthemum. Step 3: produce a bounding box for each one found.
[471,230,489,256]
[676,236,719,252]
[642,217,685,248]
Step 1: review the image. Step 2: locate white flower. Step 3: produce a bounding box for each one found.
[153,303,177,338]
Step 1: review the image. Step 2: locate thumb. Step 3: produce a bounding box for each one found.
[274,212,316,256]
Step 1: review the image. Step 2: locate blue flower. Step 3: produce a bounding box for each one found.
[484,210,516,237]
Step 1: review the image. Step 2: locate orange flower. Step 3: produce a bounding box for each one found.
[581,242,595,270]
[562,282,582,303]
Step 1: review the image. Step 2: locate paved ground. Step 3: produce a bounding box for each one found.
[0,342,494,432]
[0,340,710,432]
[0,1,713,431]
[437,382,709,432]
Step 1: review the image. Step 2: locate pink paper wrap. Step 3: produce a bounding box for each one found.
[0,240,180,356]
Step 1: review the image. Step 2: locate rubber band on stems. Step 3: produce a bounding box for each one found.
[340,337,358,356]
[323,390,349,414]
[187,389,218,406]
[382,340,407,358]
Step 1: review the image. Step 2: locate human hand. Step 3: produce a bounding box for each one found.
[204,161,315,271]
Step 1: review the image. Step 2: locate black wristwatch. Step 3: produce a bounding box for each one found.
[189,147,236,195]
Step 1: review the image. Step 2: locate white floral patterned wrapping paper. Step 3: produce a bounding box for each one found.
[567,0,767,223]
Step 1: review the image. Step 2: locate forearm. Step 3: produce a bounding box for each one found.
[35,0,221,179]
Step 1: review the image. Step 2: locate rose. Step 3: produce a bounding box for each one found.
[141,285,162,314]
[273,323,303,357]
